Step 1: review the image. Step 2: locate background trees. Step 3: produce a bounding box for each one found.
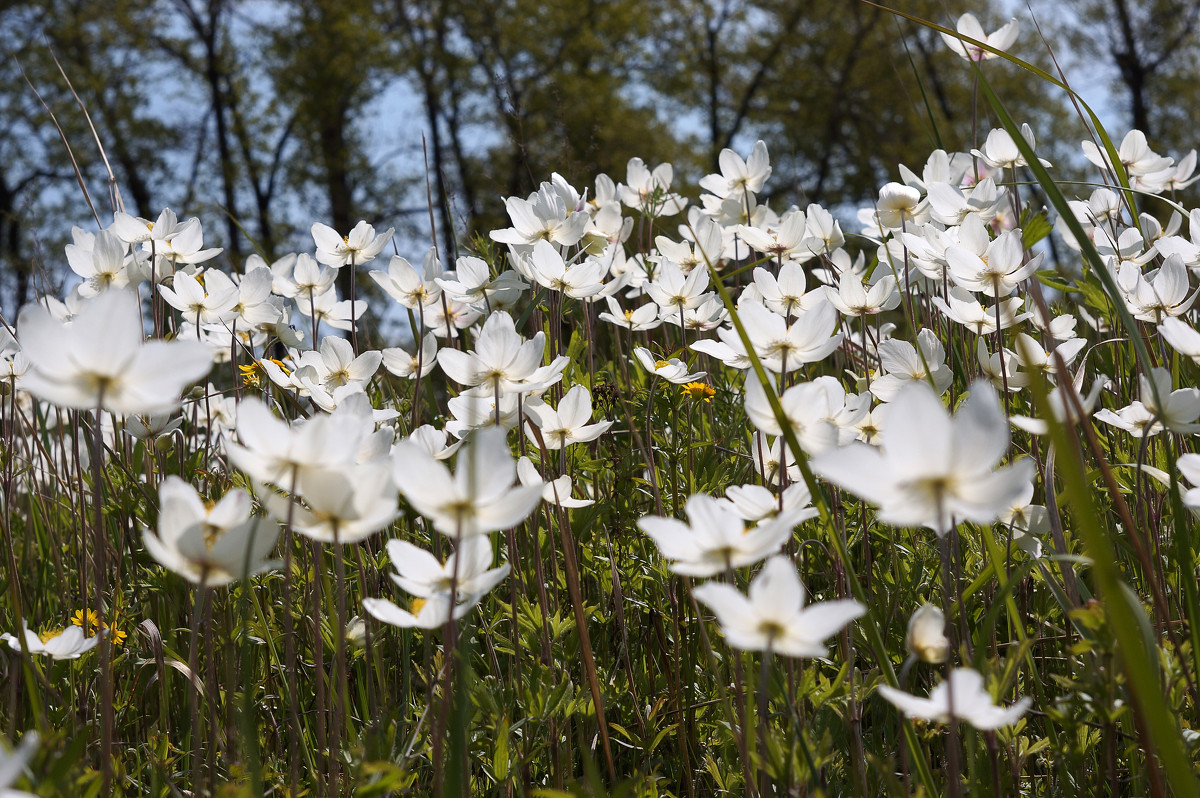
[1,0,1196,311]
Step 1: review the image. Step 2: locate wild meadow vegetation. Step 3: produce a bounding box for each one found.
[4,8,1200,797]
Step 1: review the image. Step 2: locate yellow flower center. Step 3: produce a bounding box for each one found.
[238,363,262,387]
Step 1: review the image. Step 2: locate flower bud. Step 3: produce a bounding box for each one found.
[906,603,949,663]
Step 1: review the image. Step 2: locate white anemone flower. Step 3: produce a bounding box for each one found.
[370,254,443,310]
[638,495,813,577]
[812,380,1033,537]
[736,299,843,374]
[490,175,590,248]
[225,397,373,486]
[293,336,382,392]
[870,329,953,402]
[380,536,510,601]
[525,240,606,300]
[633,347,706,384]
[1118,255,1197,323]
[598,297,662,331]
[1176,454,1200,510]
[382,332,438,380]
[619,157,686,216]
[743,377,841,455]
[933,288,1030,336]
[436,311,546,395]
[824,271,899,317]
[265,461,398,544]
[2,624,100,660]
[699,140,771,199]
[143,477,280,586]
[873,183,926,231]
[311,220,394,268]
[719,482,814,522]
[970,125,1051,170]
[516,456,594,508]
[940,13,1020,61]
[363,593,475,630]
[946,230,1042,297]
[392,427,542,539]
[692,555,865,657]
[906,604,949,664]
[66,228,131,297]
[0,732,38,798]
[524,386,613,449]
[753,261,815,316]
[878,668,1031,730]
[17,289,212,415]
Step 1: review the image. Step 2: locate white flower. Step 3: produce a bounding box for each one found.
[1082,130,1174,190]
[906,604,949,663]
[525,240,606,299]
[524,386,613,449]
[363,593,475,630]
[931,288,1027,333]
[813,380,1033,537]
[1159,317,1200,363]
[878,668,1031,730]
[516,456,594,508]
[645,258,711,314]
[947,230,1041,297]
[436,311,546,395]
[392,427,542,539]
[264,461,398,544]
[274,253,337,300]
[692,555,865,657]
[17,289,212,415]
[490,175,590,247]
[971,125,1050,170]
[870,329,953,402]
[638,494,813,576]
[0,732,38,798]
[633,347,706,384]
[311,220,394,267]
[225,397,373,486]
[735,299,843,374]
[620,157,686,216]
[370,254,443,309]
[382,333,438,380]
[753,261,814,316]
[940,13,1020,61]
[743,377,840,455]
[292,336,381,392]
[1176,454,1200,509]
[824,271,899,317]
[66,228,131,297]
[720,482,814,523]
[2,624,99,660]
[873,183,925,231]
[143,477,280,586]
[598,297,662,331]
[380,536,510,601]
[1118,255,1196,322]
[699,140,771,199]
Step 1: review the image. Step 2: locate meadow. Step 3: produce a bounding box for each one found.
[2,13,1200,797]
